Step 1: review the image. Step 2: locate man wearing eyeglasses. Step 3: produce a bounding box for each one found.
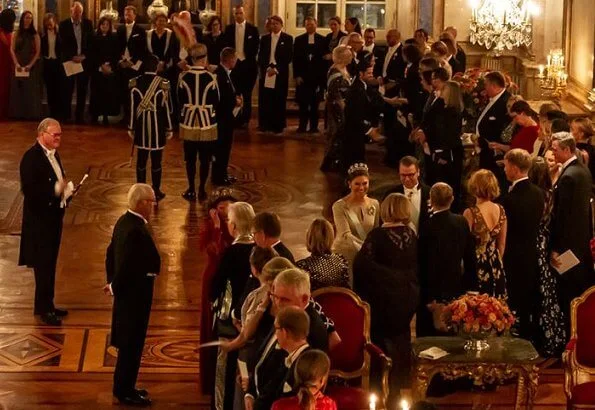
[105,183,160,407]
[19,118,73,326]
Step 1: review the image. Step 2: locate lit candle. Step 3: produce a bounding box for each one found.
[369,393,377,410]
[400,399,410,410]
[547,54,551,67]
[538,64,544,78]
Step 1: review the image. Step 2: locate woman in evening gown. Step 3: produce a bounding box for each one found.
[9,10,42,120]
[197,189,236,395]
[331,163,379,283]
[320,45,352,172]
[463,169,508,299]
[529,157,566,356]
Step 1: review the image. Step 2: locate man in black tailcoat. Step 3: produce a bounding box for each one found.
[499,149,545,340]
[550,132,595,332]
[476,71,511,189]
[19,118,72,326]
[105,183,161,407]
[418,183,476,336]
[213,47,242,185]
[292,17,326,134]
[258,15,293,134]
[117,5,147,124]
[223,5,259,128]
[59,1,94,123]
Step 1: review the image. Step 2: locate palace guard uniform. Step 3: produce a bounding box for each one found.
[178,64,220,201]
[128,68,172,200]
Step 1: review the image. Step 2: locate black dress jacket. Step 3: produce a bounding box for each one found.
[477,90,511,168]
[116,22,147,64]
[214,65,237,124]
[223,22,260,61]
[58,18,94,69]
[419,210,477,303]
[41,32,62,59]
[258,32,293,87]
[19,143,66,268]
[105,211,161,348]
[292,32,327,89]
[383,183,432,232]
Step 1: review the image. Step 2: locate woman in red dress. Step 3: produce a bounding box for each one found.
[0,9,16,121]
[272,350,337,410]
[489,100,540,154]
[198,188,236,394]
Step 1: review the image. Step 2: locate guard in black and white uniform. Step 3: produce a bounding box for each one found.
[177,43,220,201]
[129,54,173,201]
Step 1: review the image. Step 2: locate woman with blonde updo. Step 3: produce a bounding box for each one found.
[272,350,337,410]
[321,45,353,172]
[463,169,508,298]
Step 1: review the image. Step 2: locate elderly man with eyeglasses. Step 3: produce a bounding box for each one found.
[19,118,73,326]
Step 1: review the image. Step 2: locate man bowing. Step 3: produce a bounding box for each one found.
[105,183,161,407]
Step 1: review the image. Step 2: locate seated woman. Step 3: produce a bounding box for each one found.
[272,350,337,410]
[331,163,380,282]
[353,193,419,403]
[463,170,508,299]
[297,218,349,291]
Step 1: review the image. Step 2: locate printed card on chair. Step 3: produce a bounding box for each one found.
[419,347,449,360]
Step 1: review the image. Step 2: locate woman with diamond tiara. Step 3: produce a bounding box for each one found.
[331,163,379,284]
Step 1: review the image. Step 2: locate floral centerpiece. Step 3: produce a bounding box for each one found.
[451,68,518,133]
[441,292,516,351]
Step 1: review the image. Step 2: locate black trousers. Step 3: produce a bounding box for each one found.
[426,146,464,212]
[113,340,145,397]
[296,83,320,131]
[136,149,164,190]
[62,70,89,122]
[212,124,234,183]
[183,140,214,192]
[258,82,288,133]
[43,58,62,120]
[33,263,57,315]
[231,59,257,126]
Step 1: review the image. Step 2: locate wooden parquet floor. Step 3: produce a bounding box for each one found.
[0,120,566,409]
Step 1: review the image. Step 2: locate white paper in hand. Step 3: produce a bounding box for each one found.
[15,69,30,78]
[554,250,580,275]
[63,61,84,77]
[264,74,276,89]
[60,181,75,208]
[419,347,449,360]
[237,360,249,379]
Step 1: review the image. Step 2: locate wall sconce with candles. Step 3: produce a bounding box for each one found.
[537,48,568,101]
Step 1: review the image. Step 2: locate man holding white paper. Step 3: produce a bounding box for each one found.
[117,6,147,124]
[59,2,93,123]
[18,118,72,326]
[550,132,595,331]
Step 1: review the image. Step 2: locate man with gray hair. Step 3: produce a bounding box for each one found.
[105,183,160,406]
[19,118,72,326]
[550,132,595,332]
[178,43,220,201]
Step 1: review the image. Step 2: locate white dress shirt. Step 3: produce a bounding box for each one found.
[47,31,57,59]
[363,43,375,53]
[404,184,421,230]
[124,22,134,60]
[40,143,64,194]
[235,21,246,60]
[382,43,400,78]
[476,88,506,135]
[269,31,281,65]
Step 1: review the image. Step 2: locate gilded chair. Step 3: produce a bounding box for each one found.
[312,287,392,409]
[563,285,595,409]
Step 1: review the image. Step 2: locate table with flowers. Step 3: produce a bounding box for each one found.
[411,336,540,409]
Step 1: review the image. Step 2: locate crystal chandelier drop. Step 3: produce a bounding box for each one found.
[469,0,540,55]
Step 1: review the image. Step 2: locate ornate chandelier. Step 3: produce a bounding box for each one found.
[469,0,540,54]
[538,49,568,101]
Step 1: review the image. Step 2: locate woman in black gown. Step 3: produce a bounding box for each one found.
[353,193,419,405]
[203,15,225,67]
[89,16,119,124]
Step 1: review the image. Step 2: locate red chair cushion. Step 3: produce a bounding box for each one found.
[570,382,595,405]
[314,292,366,372]
[576,292,595,367]
[325,385,368,410]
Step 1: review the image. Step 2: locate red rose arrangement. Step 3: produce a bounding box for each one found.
[441,293,516,335]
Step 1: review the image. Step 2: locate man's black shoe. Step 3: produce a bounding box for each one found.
[54,308,69,317]
[40,312,62,326]
[135,389,149,398]
[154,190,166,201]
[182,190,196,201]
[115,392,151,407]
[198,189,208,202]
